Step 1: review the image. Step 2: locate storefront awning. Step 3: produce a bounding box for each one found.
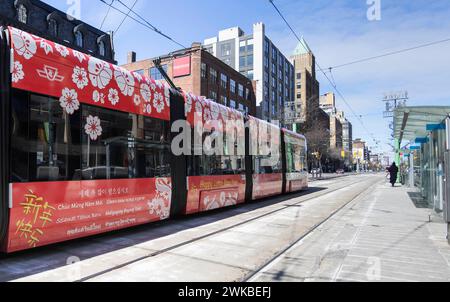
[394,106,450,144]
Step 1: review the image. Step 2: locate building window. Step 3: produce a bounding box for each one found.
[247,55,253,67]
[48,19,58,36]
[230,99,236,109]
[210,68,218,84]
[201,63,207,79]
[98,40,106,57]
[239,56,246,67]
[239,41,246,53]
[230,79,236,94]
[220,74,228,90]
[209,91,217,100]
[247,39,254,52]
[297,93,302,99]
[150,65,168,80]
[17,4,27,24]
[296,73,302,80]
[220,95,227,105]
[221,43,231,56]
[238,84,244,98]
[75,31,84,48]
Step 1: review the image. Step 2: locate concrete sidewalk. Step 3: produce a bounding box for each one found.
[253,180,450,282]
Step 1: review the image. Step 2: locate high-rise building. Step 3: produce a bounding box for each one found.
[336,111,353,153]
[319,92,336,115]
[203,23,294,123]
[121,43,256,116]
[289,38,320,131]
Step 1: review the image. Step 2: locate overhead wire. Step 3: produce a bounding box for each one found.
[268,0,379,145]
[98,0,186,49]
[114,0,139,34]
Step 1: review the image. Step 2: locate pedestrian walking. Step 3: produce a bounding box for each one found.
[387,162,399,187]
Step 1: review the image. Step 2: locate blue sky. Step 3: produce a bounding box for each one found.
[44,0,450,156]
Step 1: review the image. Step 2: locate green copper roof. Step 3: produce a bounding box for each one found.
[293,37,311,55]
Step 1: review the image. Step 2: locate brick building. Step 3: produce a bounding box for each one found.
[122,43,256,116]
[0,0,115,63]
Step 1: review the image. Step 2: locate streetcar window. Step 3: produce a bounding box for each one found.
[80,105,171,180]
[11,91,81,182]
[252,123,282,175]
[134,117,171,178]
[285,136,307,173]
[10,90,171,183]
[81,106,134,180]
[186,127,245,177]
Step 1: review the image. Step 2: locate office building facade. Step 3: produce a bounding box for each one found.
[203,23,294,123]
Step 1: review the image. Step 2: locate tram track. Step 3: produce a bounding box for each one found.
[243,177,383,282]
[76,175,376,282]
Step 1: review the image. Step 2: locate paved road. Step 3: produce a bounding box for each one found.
[1,174,381,282]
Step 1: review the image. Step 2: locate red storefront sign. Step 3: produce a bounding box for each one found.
[6,178,172,252]
[173,56,191,78]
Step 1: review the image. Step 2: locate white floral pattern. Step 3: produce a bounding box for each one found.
[143,103,152,114]
[148,197,170,220]
[203,107,212,122]
[153,92,164,113]
[72,66,88,89]
[164,86,170,107]
[155,178,172,202]
[12,28,36,60]
[210,102,220,120]
[114,67,135,96]
[93,90,105,104]
[12,61,24,83]
[55,44,69,57]
[133,72,143,83]
[39,40,53,55]
[59,88,80,115]
[195,100,203,113]
[148,178,171,220]
[108,88,119,106]
[84,115,102,141]
[185,94,193,114]
[88,57,112,89]
[133,94,141,106]
[72,50,86,63]
[140,83,151,102]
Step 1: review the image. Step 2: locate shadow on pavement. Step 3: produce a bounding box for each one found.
[0,186,328,282]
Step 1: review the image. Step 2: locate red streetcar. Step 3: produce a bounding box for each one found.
[0,26,307,253]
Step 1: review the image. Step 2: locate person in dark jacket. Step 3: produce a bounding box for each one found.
[387,162,399,187]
